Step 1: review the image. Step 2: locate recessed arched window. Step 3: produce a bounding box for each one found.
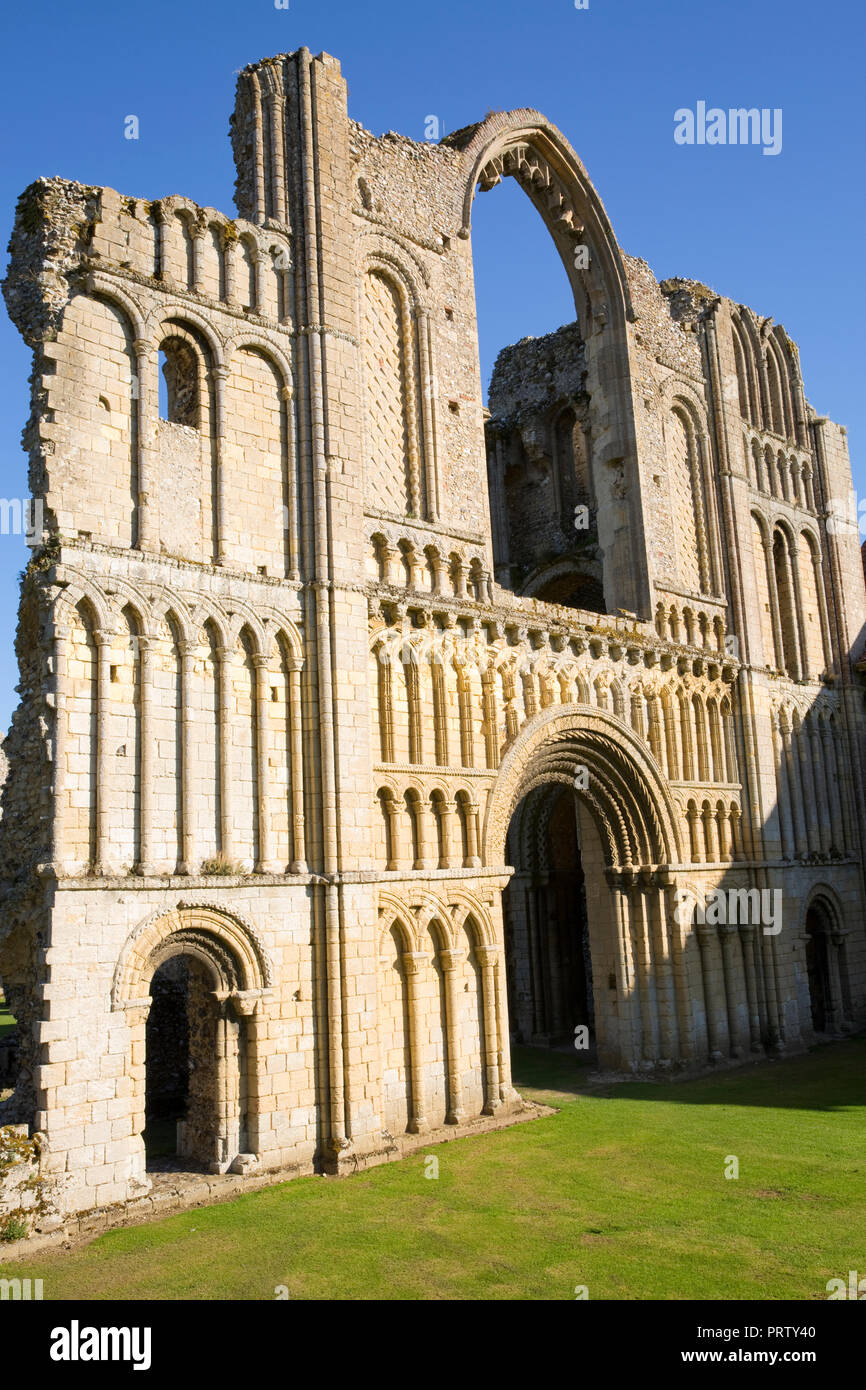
[158,336,200,427]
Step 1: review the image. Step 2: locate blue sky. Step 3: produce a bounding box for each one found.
[0,0,863,730]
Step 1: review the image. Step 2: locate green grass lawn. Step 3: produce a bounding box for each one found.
[3,1038,864,1300]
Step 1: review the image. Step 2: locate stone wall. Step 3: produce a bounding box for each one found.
[0,45,864,1226]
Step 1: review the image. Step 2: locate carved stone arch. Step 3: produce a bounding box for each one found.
[187,600,231,649]
[145,304,225,368]
[451,110,649,618]
[445,888,497,947]
[361,233,431,304]
[224,333,294,392]
[264,615,304,664]
[222,603,268,653]
[112,902,274,1011]
[484,703,682,870]
[376,893,419,952]
[85,272,148,343]
[54,574,115,635]
[143,587,197,645]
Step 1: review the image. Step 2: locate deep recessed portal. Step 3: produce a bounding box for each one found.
[502,784,594,1051]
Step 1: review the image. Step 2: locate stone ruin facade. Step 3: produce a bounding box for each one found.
[0,47,864,1221]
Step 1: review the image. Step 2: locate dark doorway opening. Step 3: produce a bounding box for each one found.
[503,784,594,1053]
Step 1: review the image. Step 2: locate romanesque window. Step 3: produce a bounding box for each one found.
[159,336,200,427]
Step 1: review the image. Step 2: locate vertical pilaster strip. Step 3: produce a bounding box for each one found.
[133,340,157,553]
[402,952,429,1133]
[217,645,235,863]
[288,656,307,873]
[136,636,154,875]
[439,948,466,1123]
[93,629,113,874]
[179,639,196,874]
[51,627,70,875]
[211,365,229,566]
[476,944,502,1113]
[253,653,277,872]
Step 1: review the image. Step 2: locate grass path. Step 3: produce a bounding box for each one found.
[3,1039,864,1300]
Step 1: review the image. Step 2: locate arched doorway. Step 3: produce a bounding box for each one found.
[503,784,593,1049]
[804,898,850,1037]
[113,905,272,1179]
[485,705,685,1073]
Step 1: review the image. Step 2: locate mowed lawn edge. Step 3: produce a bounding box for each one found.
[2,1038,863,1301]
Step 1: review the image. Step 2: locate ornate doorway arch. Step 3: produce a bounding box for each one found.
[485,705,686,1072]
[113,904,273,1178]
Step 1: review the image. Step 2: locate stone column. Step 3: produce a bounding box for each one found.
[223,233,238,305]
[717,924,744,1057]
[179,639,196,874]
[782,719,807,856]
[253,654,279,873]
[93,629,113,875]
[51,625,70,875]
[288,656,307,873]
[476,944,502,1113]
[135,636,156,876]
[402,952,429,1134]
[439,948,466,1124]
[211,365,229,565]
[738,924,763,1052]
[414,800,435,870]
[772,714,795,858]
[795,722,820,857]
[648,877,677,1063]
[808,719,831,857]
[438,799,458,869]
[696,923,724,1061]
[384,799,402,872]
[133,339,158,553]
[191,225,205,293]
[217,645,235,863]
[465,802,482,869]
[823,722,845,855]
[415,307,439,523]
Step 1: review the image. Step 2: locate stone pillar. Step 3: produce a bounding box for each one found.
[823,723,845,854]
[402,952,429,1134]
[135,636,156,876]
[717,924,744,1057]
[217,645,235,863]
[93,628,113,875]
[696,923,724,1061]
[465,802,481,869]
[782,719,807,856]
[438,799,458,869]
[51,625,70,875]
[738,924,763,1052]
[476,945,502,1113]
[795,722,820,857]
[133,340,158,553]
[808,719,831,857]
[179,639,196,875]
[191,225,205,292]
[415,307,439,522]
[253,654,279,873]
[288,656,307,873]
[648,878,677,1063]
[212,365,229,565]
[772,714,795,858]
[439,948,466,1124]
[414,800,435,870]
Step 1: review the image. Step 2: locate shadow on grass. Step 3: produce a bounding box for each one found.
[511,1034,866,1112]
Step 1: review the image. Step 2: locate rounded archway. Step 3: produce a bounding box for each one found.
[486,706,685,1072]
[113,905,273,1177]
[803,894,850,1037]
